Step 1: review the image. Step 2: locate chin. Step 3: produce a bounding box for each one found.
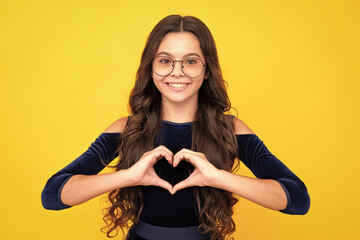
[164,96,189,103]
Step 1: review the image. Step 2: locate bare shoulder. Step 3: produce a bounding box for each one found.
[102,116,129,133]
[232,117,255,135]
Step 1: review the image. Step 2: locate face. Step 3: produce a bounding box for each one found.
[152,31,207,105]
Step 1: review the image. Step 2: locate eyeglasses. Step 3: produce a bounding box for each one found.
[152,56,206,78]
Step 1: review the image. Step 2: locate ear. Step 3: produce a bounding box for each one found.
[204,70,209,80]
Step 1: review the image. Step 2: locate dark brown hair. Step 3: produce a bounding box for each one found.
[102,15,239,240]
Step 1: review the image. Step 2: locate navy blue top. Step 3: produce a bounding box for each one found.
[41,117,310,227]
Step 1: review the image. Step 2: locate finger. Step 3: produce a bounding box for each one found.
[173,148,201,167]
[179,149,206,159]
[154,145,174,158]
[153,177,174,194]
[173,148,192,158]
[173,152,196,167]
[150,149,173,165]
[154,146,174,163]
[172,176,195,194]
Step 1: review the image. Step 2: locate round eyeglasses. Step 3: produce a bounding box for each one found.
[152,56,206,78]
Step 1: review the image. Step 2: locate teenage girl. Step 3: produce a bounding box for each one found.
[42,15,310,240]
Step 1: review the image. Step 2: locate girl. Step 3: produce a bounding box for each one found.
[42,15,310,240]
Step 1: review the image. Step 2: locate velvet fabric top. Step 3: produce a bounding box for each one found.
[41,117,310,227]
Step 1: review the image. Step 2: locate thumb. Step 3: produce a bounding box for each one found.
[172,176,193,194]
[153,177,173,194]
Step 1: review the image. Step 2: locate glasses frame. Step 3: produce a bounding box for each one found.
[152,56,206,78]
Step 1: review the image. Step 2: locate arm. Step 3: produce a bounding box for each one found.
[42,117,175,209]
[41,117,128,210]
[61,145,176,207]
[171,148,288,211]
[212,170,287,210]
[59,169,133,207]
[226,117,310,214]
[172,117,310,215]
[233,132,310,214]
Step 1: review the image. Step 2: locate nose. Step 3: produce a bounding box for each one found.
[171,61,184,77]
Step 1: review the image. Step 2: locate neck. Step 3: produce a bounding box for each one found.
[161,97,198,123]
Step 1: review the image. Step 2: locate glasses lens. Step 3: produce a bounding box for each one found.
[153,56,173,76]
[182,57,204,78]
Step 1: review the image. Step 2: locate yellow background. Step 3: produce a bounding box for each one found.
[1,0,359,239]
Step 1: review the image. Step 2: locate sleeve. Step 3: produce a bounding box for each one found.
[236,134,310,215]
[41,132,121,210]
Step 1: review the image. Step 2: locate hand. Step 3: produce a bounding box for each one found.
[171,148,221,194]
[126,145,174,193]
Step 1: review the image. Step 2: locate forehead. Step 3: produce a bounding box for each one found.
[156,31,204,58]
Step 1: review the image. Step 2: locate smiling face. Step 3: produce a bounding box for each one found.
[152,31,207,106]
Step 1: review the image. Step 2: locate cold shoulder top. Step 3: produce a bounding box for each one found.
[41,117,310,227]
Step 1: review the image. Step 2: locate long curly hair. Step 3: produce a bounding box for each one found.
[101,15,240,240]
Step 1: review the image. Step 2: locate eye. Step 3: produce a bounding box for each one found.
[160,59,170,64]
[157,57,172,64]
[185,59,198,64]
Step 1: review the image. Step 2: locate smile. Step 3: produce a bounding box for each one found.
[166,83,190,91]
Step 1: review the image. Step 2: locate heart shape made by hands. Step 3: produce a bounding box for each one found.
[154,157,195,187]
[132,146,216,195]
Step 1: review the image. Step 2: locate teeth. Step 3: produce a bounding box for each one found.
[168,83,187,88]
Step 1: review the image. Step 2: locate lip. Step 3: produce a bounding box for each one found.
[165,82,191,84]
[165,82,190,91]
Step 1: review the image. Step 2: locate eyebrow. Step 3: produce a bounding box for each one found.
[156,51,202,59]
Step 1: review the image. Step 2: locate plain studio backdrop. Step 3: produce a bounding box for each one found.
[1,0,359,239]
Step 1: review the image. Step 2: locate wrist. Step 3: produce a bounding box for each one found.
[208,169,227,188]
[114,169,136,188]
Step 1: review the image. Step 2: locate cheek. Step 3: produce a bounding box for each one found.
[152,75,163,90]
[194,77,204,88]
